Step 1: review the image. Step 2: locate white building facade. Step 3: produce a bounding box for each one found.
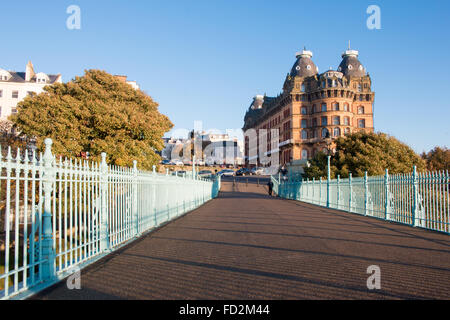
[0,61,62,120]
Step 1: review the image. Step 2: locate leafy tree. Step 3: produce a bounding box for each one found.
[9,70,173,170]
[421,147,450,171]
[303,132,426,179]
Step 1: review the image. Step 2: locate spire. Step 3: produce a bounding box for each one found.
[342,41,359,58]
[295,47,313,59]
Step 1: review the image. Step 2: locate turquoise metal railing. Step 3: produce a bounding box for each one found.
[0,138,220,299]
[274,167,450,235]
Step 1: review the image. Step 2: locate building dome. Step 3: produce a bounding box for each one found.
[290,49,319,78]
[337,49,366,77]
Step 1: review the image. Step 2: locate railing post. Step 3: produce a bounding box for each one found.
[384,169,390,221]
[152,165,156,174]
[349,173,352,213]
[319,177,322,206]
[364,171,368,216]
[100,153,110,252]
[41,138,56,281]
[412,166,419,227]
[132,160,139,236]
[326,155,331,208]
[337,175,340,210]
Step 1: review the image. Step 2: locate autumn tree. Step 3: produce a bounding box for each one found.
[303,132,426,179]
[9,70,173,170]
[421,147,450,171]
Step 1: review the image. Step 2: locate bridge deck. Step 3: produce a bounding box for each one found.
[32,177,450,299]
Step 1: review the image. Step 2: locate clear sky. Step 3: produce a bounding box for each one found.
[1,0,449,153]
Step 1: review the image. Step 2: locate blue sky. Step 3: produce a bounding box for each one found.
[1,0,449,153]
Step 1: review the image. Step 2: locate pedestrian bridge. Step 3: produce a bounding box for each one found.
[28,177,450,299]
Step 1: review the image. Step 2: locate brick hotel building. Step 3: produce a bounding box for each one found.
[243,47,374,167]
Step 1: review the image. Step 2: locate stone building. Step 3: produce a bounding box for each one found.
[243,47,374,167]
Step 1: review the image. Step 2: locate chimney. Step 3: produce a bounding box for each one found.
[25,61,35,82]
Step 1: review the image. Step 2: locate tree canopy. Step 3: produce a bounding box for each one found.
[421,147,450,172]
[303,132,426,179]
[10,70,173,170]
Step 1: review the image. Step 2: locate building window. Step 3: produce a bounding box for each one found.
[333,102,339,111]
[301,107,307,115]
[358,119,366,128]
[344,103,349,112]
[301,119,308,128]
[0,90,2,97]
[358,106,365,114]
[0,106,2,116]
[312,118,317,127]
[312,105,316,113]
[301,149,308,160]
[321,116,327,126]
[321,103,327,112]
[322,128,329,138]
[301,130,308,140]
[333,127,341,137]
[322,80,326,88]
[11,108,17,114]
[358,83,362,92]
[301,84,306,92]
[12,91,19,99]
[345,127,351,135]
[343,117,350,125]
[332,116,340,125]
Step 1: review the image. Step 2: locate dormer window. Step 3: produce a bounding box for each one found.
[35,72,49,84]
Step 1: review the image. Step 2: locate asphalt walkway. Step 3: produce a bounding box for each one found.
[32,178,450,299]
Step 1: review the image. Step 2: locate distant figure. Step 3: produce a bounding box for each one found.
[267,180,274,196]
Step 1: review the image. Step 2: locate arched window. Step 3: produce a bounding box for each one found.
[301,130,308,140]
[358,119,366,128]
[332,116,340,125]
[322,128,329,138]
[333,102,339,111]
[327,79,332,87]
[358,106,365,114]
[301,107,307,115]
[301,119,308,128]
[345,127,351,135]
[321,103,327,112]
[301,149,308,160]
[333,127,341,137]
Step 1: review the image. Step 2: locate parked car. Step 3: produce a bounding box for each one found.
[251,167,264,175]
[160,159,170,165]
[172,170,186,177]
[169,159,184,166]
[217,169,235,177]
[198,170,213,178]
[195,159,206,166]
[235,168,251,176]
